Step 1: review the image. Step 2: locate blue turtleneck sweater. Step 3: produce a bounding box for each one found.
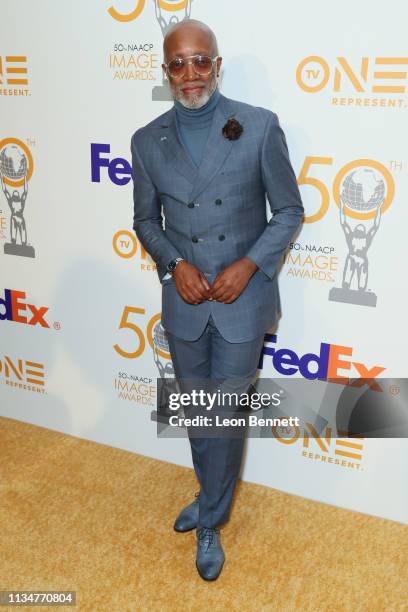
[174,85,221,168]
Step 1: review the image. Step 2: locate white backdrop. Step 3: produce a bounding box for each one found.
[1,0,407,524]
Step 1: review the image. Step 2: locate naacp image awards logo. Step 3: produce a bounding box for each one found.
[329,166,385,307]
[0,140,35,258]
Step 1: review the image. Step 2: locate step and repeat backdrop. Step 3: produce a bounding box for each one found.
[1,0,407,523]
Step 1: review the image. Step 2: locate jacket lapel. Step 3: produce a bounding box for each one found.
[153,108,198,184]
[188,94,237,202]
[153,93,237,199]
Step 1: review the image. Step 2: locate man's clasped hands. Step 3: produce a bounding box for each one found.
[172,257,258,305]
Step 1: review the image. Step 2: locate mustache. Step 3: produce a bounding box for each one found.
[178,83,205,90]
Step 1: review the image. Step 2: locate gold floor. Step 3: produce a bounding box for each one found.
[0,416,407,612]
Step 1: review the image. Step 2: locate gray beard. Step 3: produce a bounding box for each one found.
[171,75,218,109]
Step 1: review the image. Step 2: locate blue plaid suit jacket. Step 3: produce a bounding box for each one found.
[131,93,304,342]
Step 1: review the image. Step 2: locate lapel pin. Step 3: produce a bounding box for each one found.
[160,136,167,141]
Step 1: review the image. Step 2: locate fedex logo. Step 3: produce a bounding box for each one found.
[259,334,385,389]
[91,143,132,186]
[0,289,49,328]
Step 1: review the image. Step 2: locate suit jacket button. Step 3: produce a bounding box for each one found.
[192,236,198,243]
[188,202,195,208]
[215,198,222,205]
[218,234,225,241]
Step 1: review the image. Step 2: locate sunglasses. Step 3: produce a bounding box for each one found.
[163,54,219,78]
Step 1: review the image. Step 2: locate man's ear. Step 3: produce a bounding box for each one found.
[217,56,222,76]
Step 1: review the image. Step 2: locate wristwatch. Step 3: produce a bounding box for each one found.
[167,257,185,274]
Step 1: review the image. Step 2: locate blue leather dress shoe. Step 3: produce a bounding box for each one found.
[173,493,199,532]
[196,527,225,581]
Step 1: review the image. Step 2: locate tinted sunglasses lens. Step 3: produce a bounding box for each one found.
[168,56,213,77]
[168,58,185,77]
[193,56,213,74]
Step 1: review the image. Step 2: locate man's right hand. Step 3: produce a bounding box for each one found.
[172,261,211,305]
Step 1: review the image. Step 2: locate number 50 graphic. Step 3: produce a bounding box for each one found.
[299,157,395,223]
[108,0,189,22]
[113,306,170,360]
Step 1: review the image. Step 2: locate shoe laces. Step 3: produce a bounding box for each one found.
[198,527,220,551]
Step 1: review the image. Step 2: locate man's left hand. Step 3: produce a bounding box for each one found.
[210,257,258,303]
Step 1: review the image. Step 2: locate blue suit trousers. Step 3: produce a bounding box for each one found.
[166,316,264,528]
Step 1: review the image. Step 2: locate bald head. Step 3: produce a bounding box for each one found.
[163,19,219,62]
[161,18,222,109]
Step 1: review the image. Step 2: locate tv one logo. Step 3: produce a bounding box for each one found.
[112,229,156,270]
[0,354,45,389]
[0,56,29,87]
[272,422,364,470]
[259,334,385,385]
[296,56,408,104]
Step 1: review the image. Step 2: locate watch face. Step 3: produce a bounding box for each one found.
[168,258,182,272]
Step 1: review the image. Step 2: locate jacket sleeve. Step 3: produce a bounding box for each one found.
[245,112,304,279]
[131,132,182,281]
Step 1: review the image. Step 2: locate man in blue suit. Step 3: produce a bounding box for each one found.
[131,18,304,580]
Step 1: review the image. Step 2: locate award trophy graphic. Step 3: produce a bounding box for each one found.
[0,143,35,258]
[150,319,181,425]
[329,167,384,307]
[152,0,193,101]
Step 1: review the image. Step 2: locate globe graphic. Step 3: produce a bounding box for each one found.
[0,145,27,180]
[341,168,385,212]
[153,321,169,353]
